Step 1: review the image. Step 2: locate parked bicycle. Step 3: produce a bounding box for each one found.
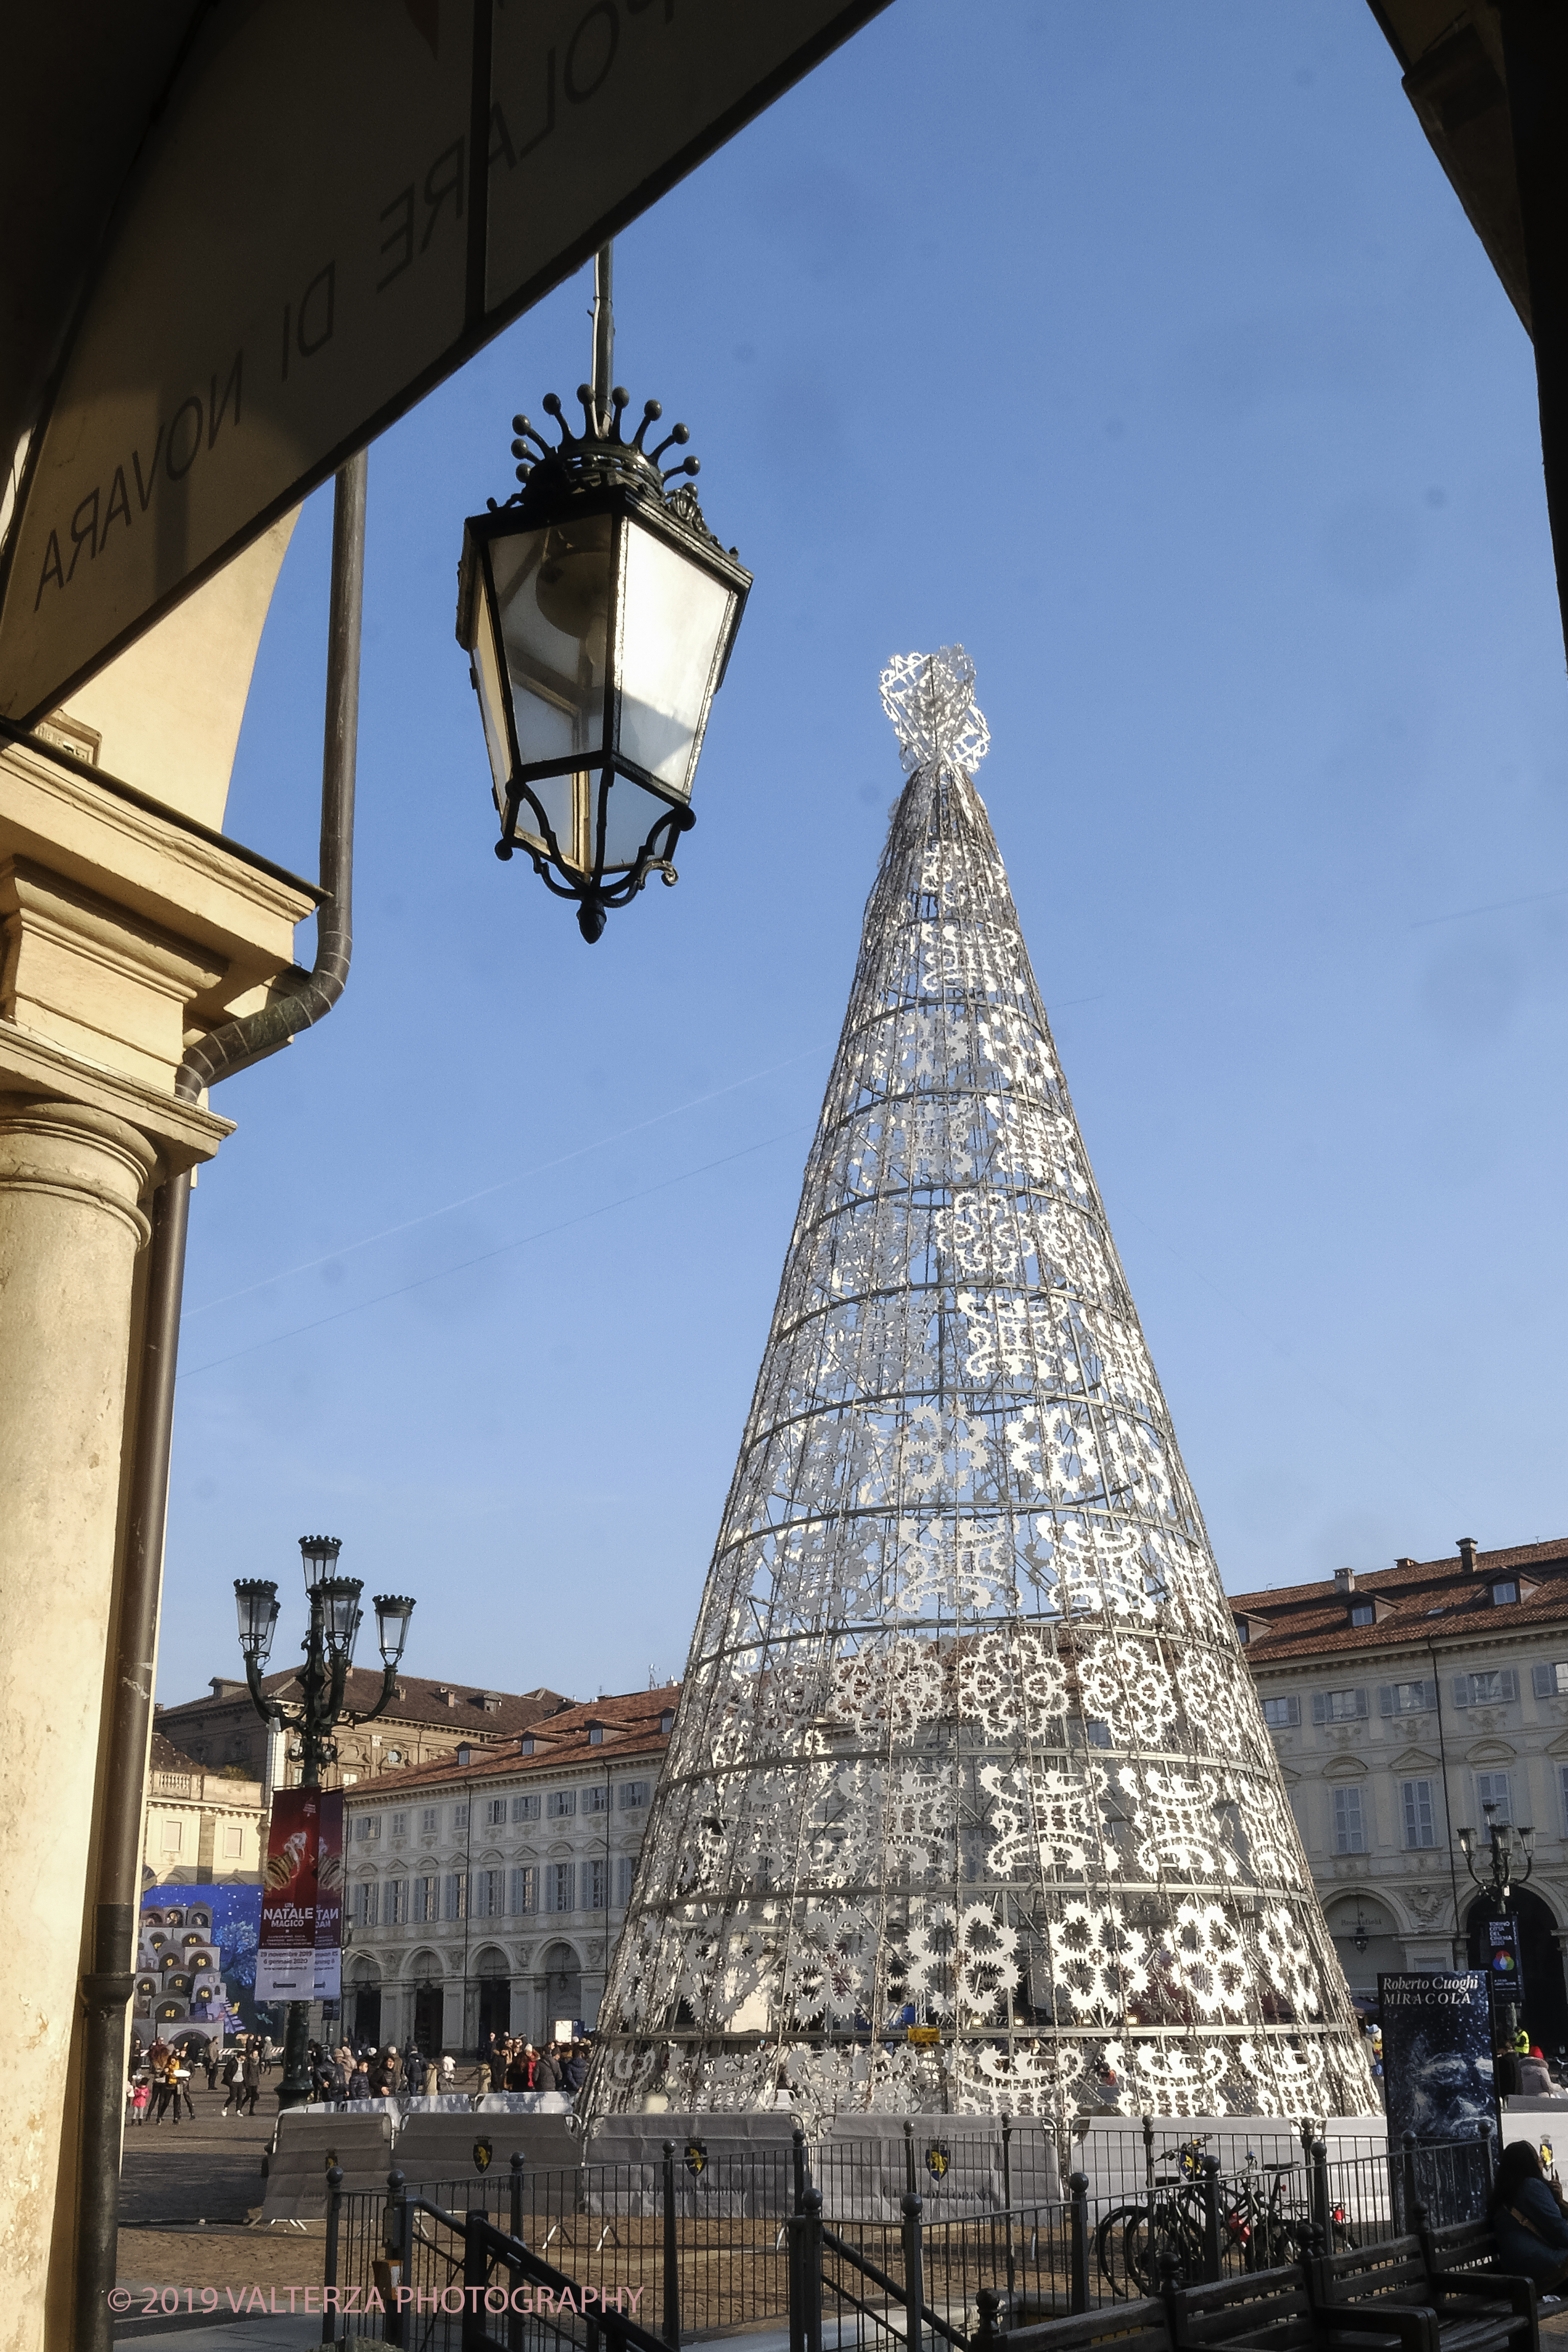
[1096,2142,1352,2297]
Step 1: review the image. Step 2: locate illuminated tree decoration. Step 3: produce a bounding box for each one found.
[586,648,1377,2124]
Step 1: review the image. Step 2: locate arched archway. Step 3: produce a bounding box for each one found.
[473,1945,511,2046]
[348,1957,382,2050]
[407,1948,445,2057]
[1324,1891,1405,1995]
[1465,1888,1568,2061]
[542,1941,582,2038]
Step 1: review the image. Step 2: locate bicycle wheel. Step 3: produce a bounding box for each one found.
[1122,2204,1205,2295]
[1095,2204,1147,2298]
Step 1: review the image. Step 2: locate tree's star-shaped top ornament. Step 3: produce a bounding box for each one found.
[879,643,991,778]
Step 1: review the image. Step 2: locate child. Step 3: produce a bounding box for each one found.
[128,2076,151,2127]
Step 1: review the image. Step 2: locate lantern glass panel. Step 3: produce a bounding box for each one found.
[469,583,514,800]
[600,776,677,873]
[616,514,736,797]
[492,514,613,770]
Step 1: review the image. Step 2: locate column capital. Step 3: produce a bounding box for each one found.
[0,1023,231,1174]
[0,1095,158,1247]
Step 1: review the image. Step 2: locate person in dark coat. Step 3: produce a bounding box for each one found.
[1491,2140,1568,2290]
[534,2046,561,2097]
[348,2062,372,2102]
[402,2047,424,2096]
[561,2043,588,2095]
[219,2048,242,2113]
[239,2043,262,2115]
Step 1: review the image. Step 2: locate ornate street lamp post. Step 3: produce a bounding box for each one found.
[234,1536,415,2109]
[456,244,751,943]
[1458,1801,1535,2031]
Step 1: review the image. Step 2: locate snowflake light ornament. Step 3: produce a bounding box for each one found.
[880,645,991,777]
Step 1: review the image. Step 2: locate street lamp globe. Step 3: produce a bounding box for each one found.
[457,385,751,943]
[234,1579,280,1666]
[299,1534,343,1590]
[372,1593,416,1667]
[320,1576,363,1669]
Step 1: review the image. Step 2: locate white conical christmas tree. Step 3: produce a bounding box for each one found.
[589,648,1376,2123]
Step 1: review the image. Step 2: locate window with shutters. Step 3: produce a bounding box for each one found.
[616,1855,636,1906]
[421,1808,439,1833]
[1454,1671,1518,1708]
[1333,1786,1366,1853]
[386,1878,409,1924]
[1533,1664,1568,1700]
[352,1881,378,1926]
[475,1868,503,1917]
[443,1871,468,1919]
[1475,1771,1512,1823]
[619,1781,650,1810]
[547,1862,575,1913]
[1262,1697,1301,1728]
[452,1802,469,1831]
[161,1819,181,1850]
[1559,1767,1568,1834]
[1401,1780,1437,1849]
[415,1875,438,1921]
[354,1815,379,1842]
[390,1813,407,1838]
[1379,1681,1436,1716]
[547,1790,576,1818]
[513,1793,541,1821]
[1349,1603,1374,1626]
[1492,1581,1518,1605]
[584,1784,609,1813]
[486,1798,507,1827]
[1312,1689,1368,1725]
[510,1866,537,1915]
[586,1858,606,1910]
[222,1825,243,1858]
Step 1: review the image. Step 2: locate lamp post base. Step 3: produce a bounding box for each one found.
[275,2001,314,2111]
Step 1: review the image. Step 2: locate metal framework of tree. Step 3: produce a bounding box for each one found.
[586,647,1377,2124]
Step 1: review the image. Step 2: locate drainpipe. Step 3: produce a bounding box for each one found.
[74,448,367,2352]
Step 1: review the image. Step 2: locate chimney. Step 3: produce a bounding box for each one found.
[1395,1557,1416,1570]
[1457,1537,1479,1574]
[1334,1567,1356,1594]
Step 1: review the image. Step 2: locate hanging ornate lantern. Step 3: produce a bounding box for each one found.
[455,252,751,942]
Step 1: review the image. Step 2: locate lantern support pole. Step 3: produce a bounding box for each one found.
[592,243,615,434]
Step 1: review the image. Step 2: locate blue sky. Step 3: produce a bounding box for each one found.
[157,1,1567,1714]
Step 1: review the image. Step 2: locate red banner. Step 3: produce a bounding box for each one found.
[313,1791,344,2001]
[256,1788,320,2003]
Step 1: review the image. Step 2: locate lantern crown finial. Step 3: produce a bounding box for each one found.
[501,387,706,524]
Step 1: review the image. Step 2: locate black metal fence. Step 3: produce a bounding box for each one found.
[318,2127,1495,2352]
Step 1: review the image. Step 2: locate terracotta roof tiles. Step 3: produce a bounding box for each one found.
[342,1686,681,1799]
[1228,1540,1568,1664]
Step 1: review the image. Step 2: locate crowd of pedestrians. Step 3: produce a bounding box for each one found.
[124,2031,273,2123]
[125,2026,596,2121]
[475,2034,590,2100]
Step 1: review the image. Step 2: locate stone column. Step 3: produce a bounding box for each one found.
[0,1097,156,2348]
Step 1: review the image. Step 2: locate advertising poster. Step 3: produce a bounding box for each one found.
[135,1886,263,2035]
[257,1787,321,2002]
[313,1790,344,2002]
[1488,1918,1524,1999]
[1379,1970,1497,2142]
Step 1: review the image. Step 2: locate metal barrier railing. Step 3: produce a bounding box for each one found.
[319,2125,1497,2351]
